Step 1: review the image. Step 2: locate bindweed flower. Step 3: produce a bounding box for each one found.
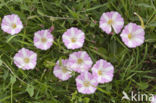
[13,48,37,70]
[34,30,54,50]
[68,51,93,73]
[62,27,85,49]
[151,95,156,103]
[53,59,72,81]
[99,11,124,34]
[75,72,98,94]
[91,59,114,84]
[1,14,23,35]
[120,23,145,48]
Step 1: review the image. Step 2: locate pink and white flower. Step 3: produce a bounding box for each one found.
[76,72,98,94]
[120,23,145,48]
[151,95,156,103]
[67,51,93,73]
[91,59,114,84]
[34,30,54,50]
[99,11,124,34]
[62,27,85,49]
[1,14,23,35]
[13,48,37,70]
[53,59,72,81]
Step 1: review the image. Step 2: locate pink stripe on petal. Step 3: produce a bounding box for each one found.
[75,52,81,58]
[101,77,110,83]
[104,63,113,69]
[14,28,21,33]
[72,44,79,49]
[17,18,22,24]
[64,31,71,36]
[83,88,91,94]
[8,15,14,21]
[77,83,83,88]
[2,20,10,25]
[122,37,129,43]
[77,37,85,43]
[34,37,40,42]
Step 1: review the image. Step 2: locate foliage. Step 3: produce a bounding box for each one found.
[0,0,156,103]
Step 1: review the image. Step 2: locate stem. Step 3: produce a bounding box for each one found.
[11,84,13,103]
[97,87,111,96]
[91,84,111,96]
[134,12,145,29]
[3,62,27,85]
[27,15,91,22]
[145,11,156,25]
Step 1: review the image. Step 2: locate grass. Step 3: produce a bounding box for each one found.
[0,0,156,103]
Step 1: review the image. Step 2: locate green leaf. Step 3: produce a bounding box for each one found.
[43,59,56,69]
[66,6,79,18]
[147,22,156,27]
[137,3,153,8]
[71,91,77,102]
[145,33,156,42]
[37,9,45,16]
[6,35,17,43]
[0,59,2,66]
[90,46,109,60]
[137,82,149,90]
[83,97,90,103]
[10,75,16,84]
[26,85,34,97]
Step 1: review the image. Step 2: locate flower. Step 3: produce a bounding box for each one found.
[151,95,156,103]
[99,11,124,34]
[68,51,93,73]
[1,14,23,35]
[62,27,85,49]
[120,23,145,48]
[75,72,98,94]
[13,48,37,70]
[53,59,72,81]
[91,59,114,84]
[34,29,54,50]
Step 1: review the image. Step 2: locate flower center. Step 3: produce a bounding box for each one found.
[77,58,83,64]
[41,38,47,43]
[62,66,68,73]
[24,58,30,64]
[107,19,113,25]
[11,24,17,29]
[83,81,90,87]
[71,37,76,43]
[98,70,103,76]
[128,33,132,39]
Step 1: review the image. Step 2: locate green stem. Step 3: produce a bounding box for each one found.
[11,84,13,103]
[97,87,111,96]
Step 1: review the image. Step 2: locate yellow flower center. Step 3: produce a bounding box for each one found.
[24,58,30,64]
[128,33,132,39]
[98,70,103,76]
[83,81,90,87]
[77,58,83,64]
[11,24,17,29]
[107,19,113,25]
[41,38,47,43]
[62,66,68,73]
[71,37,76,43]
